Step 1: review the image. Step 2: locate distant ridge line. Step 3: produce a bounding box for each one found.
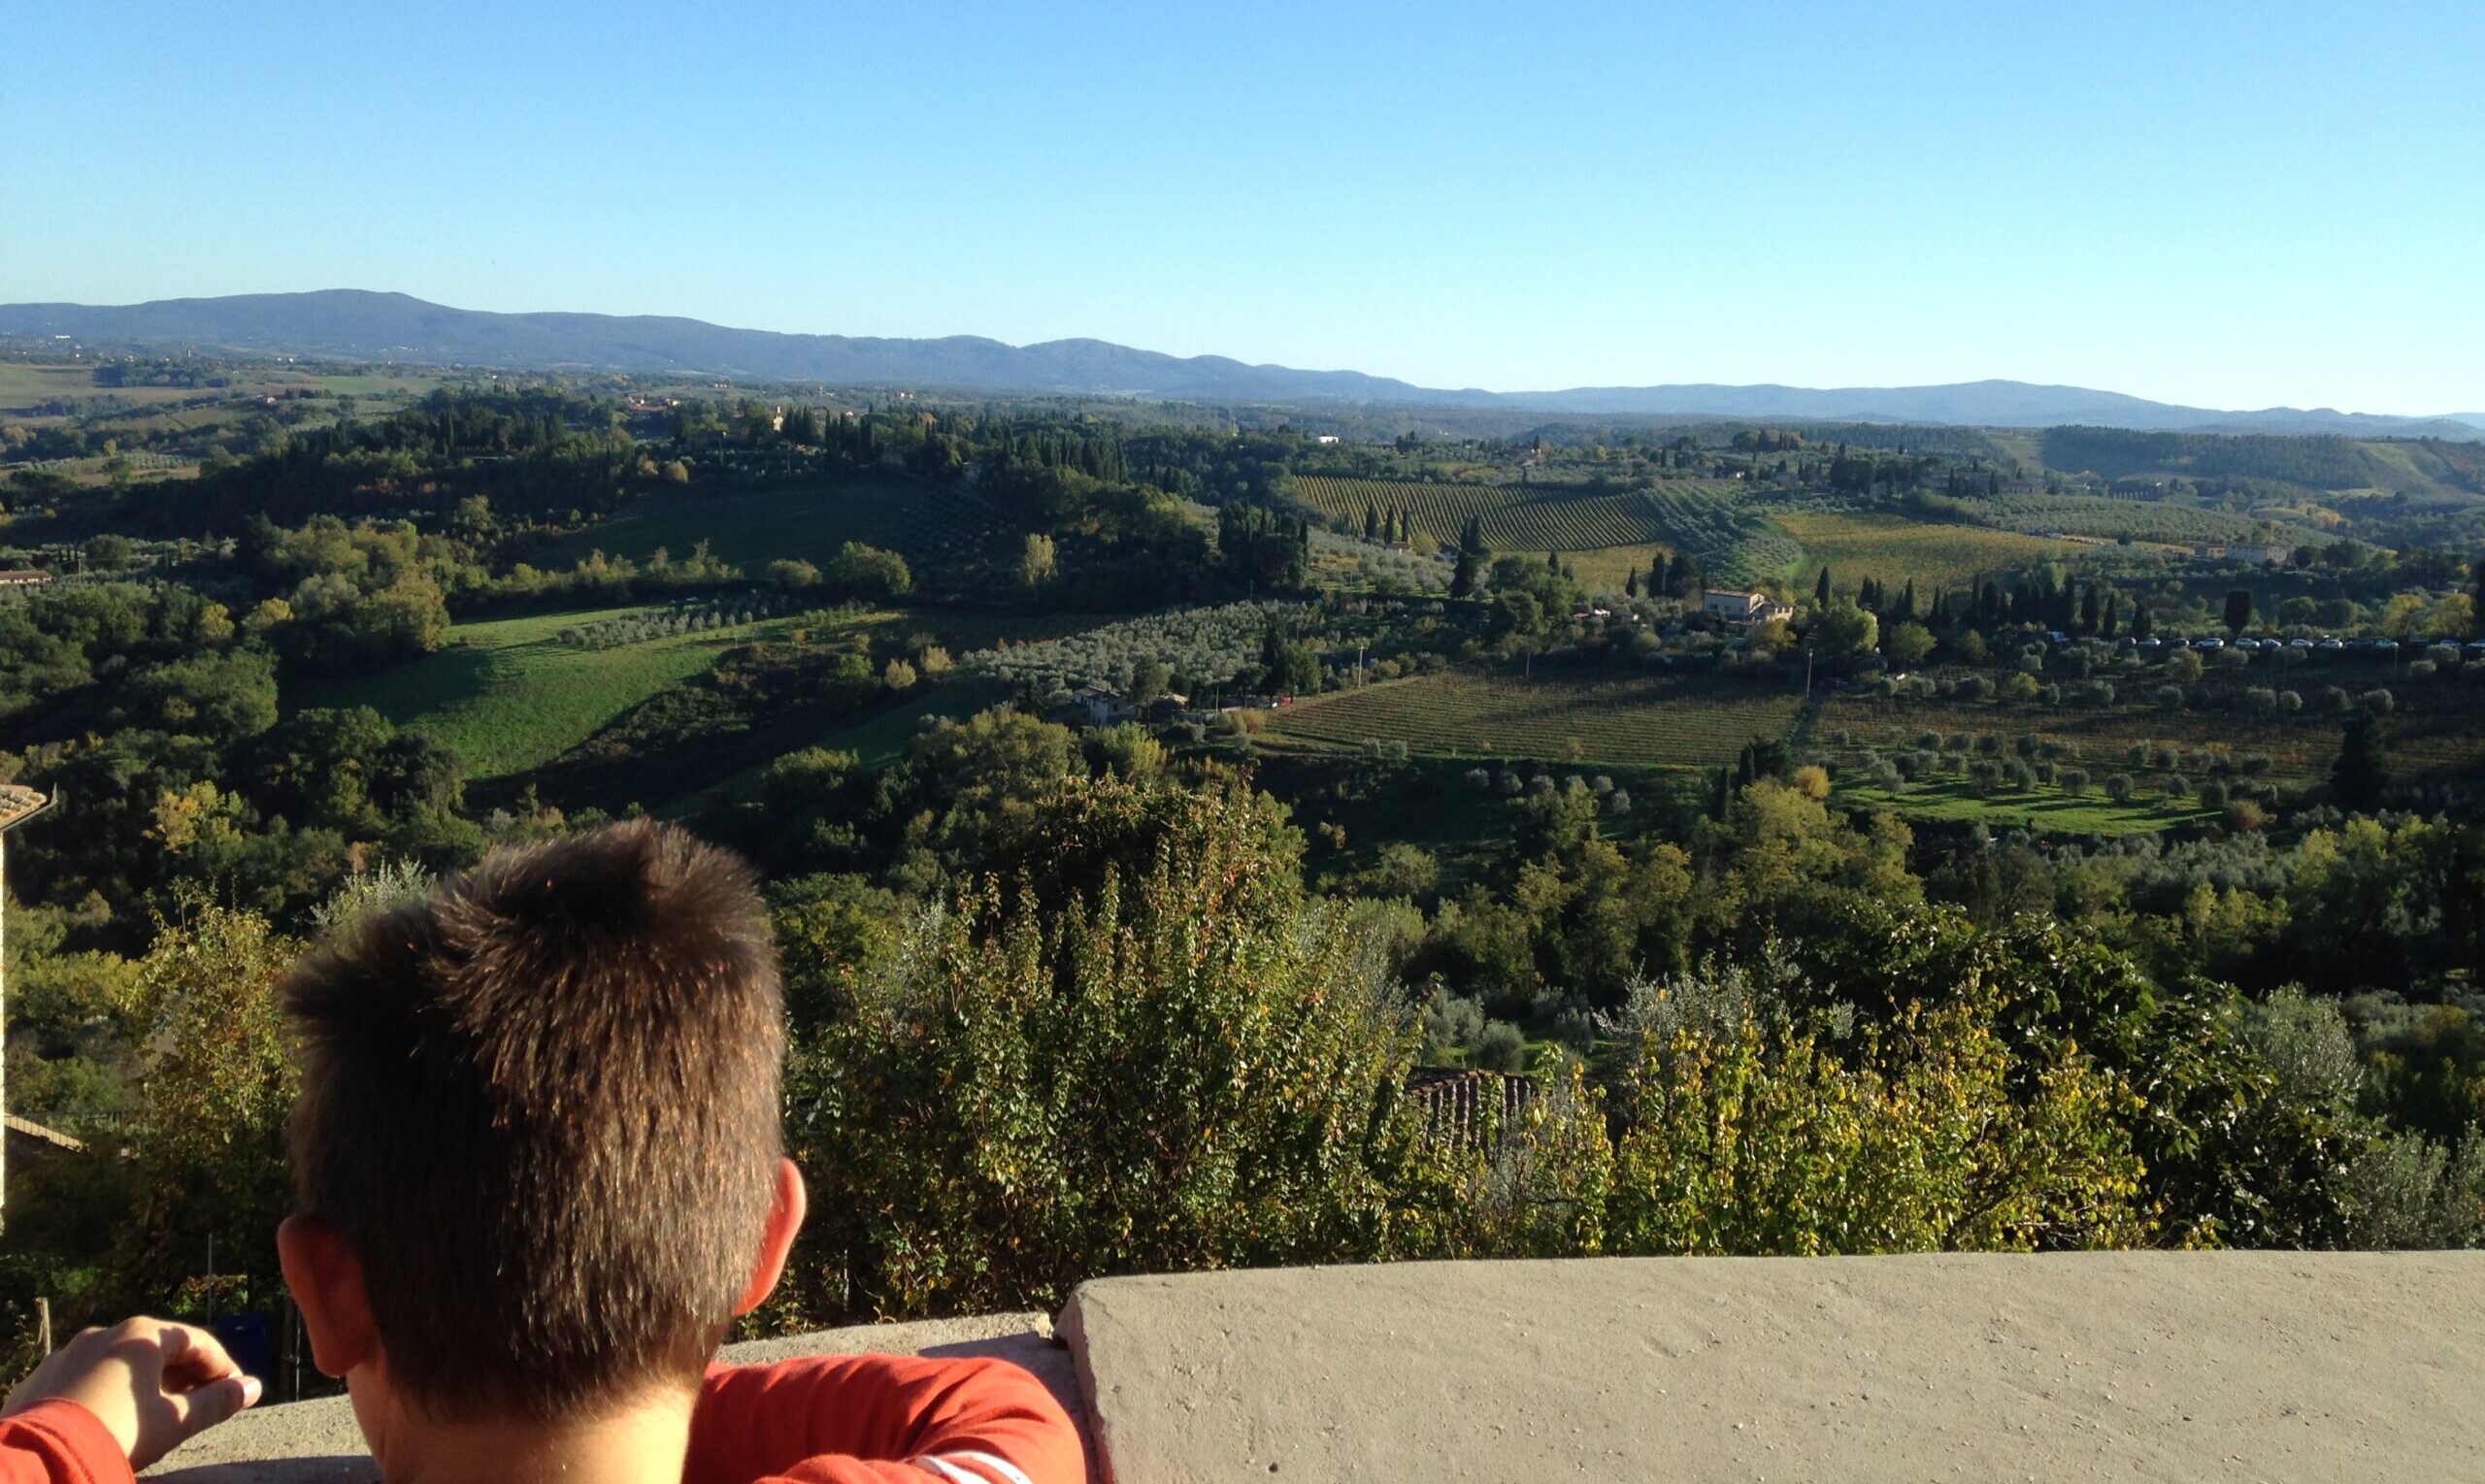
[1,289,2474,438]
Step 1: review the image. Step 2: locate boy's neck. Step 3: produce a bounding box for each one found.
[371,1391,694,1484]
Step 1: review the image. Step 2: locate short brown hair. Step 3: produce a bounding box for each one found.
[284,820,784,1421]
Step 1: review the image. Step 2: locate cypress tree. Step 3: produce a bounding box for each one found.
[2331,709,2390,812]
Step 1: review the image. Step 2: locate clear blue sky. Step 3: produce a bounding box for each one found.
[6,1,2479,413]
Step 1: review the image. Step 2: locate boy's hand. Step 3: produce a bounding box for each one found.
[2,1317,263,1470]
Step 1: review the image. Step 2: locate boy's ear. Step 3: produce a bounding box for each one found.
[734,1159,808,1316]
[278,1214,380,1380]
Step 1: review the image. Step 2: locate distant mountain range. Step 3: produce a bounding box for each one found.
[3,289,2476,439]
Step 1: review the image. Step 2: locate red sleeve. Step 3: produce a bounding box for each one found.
[0,1402,133,1484]
[684,1353,1085,1484]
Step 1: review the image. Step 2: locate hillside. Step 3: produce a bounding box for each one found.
[6,290,2475,436]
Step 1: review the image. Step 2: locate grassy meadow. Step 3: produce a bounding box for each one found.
[294,606,821,779]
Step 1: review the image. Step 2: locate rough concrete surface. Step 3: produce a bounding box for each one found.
[1058,1253,2485,1483]
[148,1312,1070,1483]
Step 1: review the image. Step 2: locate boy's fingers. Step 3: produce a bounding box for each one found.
[167,1373,262,1438]
[155,1322,242,1384]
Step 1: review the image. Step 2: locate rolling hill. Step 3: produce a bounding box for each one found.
[4,289,2474,437]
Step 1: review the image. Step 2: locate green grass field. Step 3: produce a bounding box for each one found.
[1773,511,2091,592]
[1292,476,1797,588]
[292,606,835,779]
[809,675,1014,769]
[535,476,1014,576]
[1266,669,1804,767]
[1839,775,2214,836]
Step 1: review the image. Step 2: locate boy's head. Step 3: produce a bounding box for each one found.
[281,821,791,1423]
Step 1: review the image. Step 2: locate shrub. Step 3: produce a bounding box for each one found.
[1605,998,2145,1255]
[2105,773,2137,803]
[1475,1021,1530,1073]
[2058,767,2090,796]
[787,778,1506,1320]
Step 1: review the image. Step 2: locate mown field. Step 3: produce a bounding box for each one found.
[1773,511,2091,592]
[535,475,1016,577]
[1266,668,1804,767]
[1292,477,1796,587]
[292,606,823,778]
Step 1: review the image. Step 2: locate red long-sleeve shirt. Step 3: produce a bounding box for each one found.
[0,1353,1084,1484]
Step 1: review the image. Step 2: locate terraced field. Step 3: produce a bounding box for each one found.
[1267,669,1804,767]
[1773,511,2091,592]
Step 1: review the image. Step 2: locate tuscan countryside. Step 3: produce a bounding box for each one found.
[2,4,2481,1481]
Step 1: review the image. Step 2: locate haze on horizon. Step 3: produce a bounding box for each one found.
[5,0,2479,417]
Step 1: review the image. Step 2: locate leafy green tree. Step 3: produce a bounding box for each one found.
[1018,533,1056,596]
[1883,621,1936,669]
[1809,600,1878,661]
[826,542,912,601]
[100,899,299,1323]
[767,558,820,591]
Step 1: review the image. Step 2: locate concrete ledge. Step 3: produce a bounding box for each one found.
[1058,1254,2485,1483]
[148,1312,1071,1482]
[144,1254,2485,1482]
